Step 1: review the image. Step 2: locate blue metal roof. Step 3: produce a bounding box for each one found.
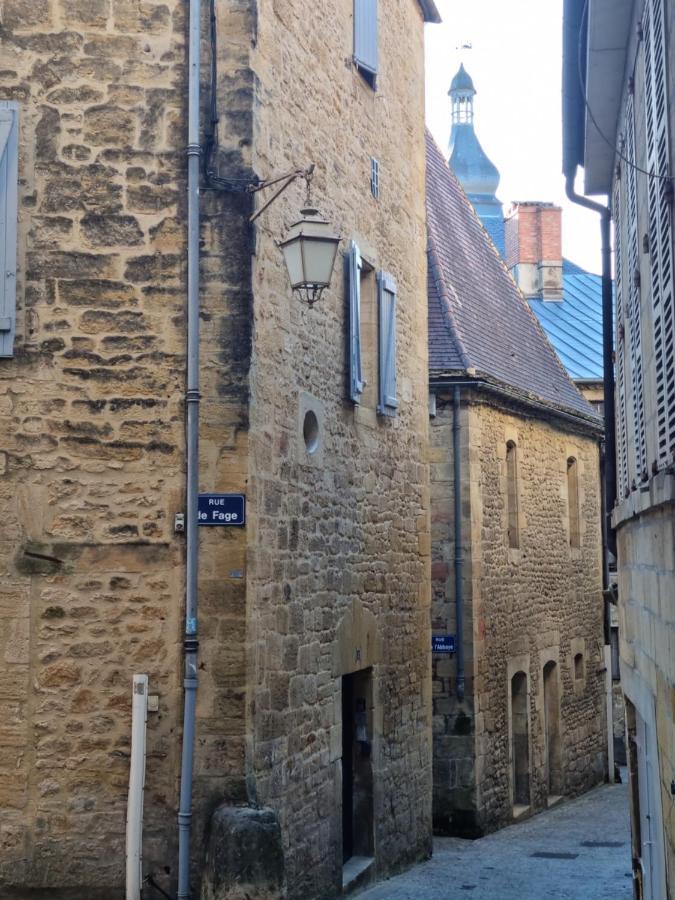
[528,259,604,381]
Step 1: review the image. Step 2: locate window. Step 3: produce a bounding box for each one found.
[574,652,584,681]
[346,241,364,403]
[0,101,18,359]
[353,0,378,89]
[567,457,580,549]
[370,157,379,200]
[377,272,397,417]
[506,441,519,549]
[644,0,675,467]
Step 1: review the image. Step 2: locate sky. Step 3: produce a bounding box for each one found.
[424,0,602,274]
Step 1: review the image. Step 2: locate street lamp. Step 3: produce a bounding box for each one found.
[278,206,341,307]
[249,164,340,307]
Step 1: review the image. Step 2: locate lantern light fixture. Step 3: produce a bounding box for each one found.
[249,164,340,307]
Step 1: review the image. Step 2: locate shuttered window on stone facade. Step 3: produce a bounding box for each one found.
[626,92,648,483]
[644,0,675,466]
[613,177,629,499]
[347,241,364,403]
[0,101,18,359]
[377,271,397,416]
[354,0,378,87]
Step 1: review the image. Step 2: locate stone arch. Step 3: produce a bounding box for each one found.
[510,670,530,808]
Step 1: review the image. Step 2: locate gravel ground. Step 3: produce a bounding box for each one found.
[357,778,633,900]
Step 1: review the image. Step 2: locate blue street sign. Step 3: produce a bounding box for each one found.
[197,493,246,526]
[432,634,456,653]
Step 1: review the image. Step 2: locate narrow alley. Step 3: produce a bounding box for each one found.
[358,779,632,900]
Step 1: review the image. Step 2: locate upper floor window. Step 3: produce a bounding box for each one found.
[567,456,580,549]
[506,440,519,549]
[354,0,378,89]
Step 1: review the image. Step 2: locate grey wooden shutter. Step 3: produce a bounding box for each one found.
[377,271,397,416]
[354,0,378,76]
[613,176,629,499]
[644,0,674,466]
[0,101,18,359]
[625,92,647,482]
[347,241,364,403]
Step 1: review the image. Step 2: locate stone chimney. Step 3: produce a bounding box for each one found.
[504,202,563,300]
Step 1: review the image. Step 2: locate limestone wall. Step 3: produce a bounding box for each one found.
[430,391,606,835]
[0,0,432,896]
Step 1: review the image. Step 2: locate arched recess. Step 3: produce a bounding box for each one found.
[511,671,530,808]
[543,660,563,798]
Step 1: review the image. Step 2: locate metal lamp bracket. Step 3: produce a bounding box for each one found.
[249,164,315,223]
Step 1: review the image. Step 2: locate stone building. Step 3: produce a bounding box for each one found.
[0,0,439,897]
[427,132,607,837]
[563,0,675,896]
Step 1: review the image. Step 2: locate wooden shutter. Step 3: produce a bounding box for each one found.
[626,93,647,481]
[0,101,18,359]
[377,271,397,416]
[613,176,629,498]
[644,0,674,465]
[347,241,364,403]
[354,0,378,76]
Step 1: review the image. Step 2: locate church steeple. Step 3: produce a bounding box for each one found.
[447,63,505,256]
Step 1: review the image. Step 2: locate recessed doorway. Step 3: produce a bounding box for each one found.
[342,668,374,874]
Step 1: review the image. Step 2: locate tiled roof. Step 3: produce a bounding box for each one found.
[528,261,604,381]
[426,131,599,424]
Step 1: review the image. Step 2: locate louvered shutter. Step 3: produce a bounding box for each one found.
[347,241,364,403]
[0,101,18,359]
[644,0,674,466]
[613,176,629,499]
[354,0,378,77]
[625,93,647,482]
[377,271,397,416]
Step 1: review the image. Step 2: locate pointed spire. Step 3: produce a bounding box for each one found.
[447,63,505,255]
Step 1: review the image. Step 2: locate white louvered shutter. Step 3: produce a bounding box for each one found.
[644,0,674,466]
[0,101,18,358]
[347,241,364,403]
[377,271,397,416]
[613,176,629,499]
[626,93,647,482]
[354,0,378,77]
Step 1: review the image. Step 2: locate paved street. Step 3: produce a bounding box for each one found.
[358,778,632,899]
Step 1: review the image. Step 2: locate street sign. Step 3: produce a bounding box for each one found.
[432,634,456,653]
[197,493,246,526]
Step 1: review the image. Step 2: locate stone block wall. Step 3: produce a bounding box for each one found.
[0,0,432,896]
[430,390,606,836]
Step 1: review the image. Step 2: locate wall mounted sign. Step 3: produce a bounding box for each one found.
[432,634,456,653]
[197,493,246,526]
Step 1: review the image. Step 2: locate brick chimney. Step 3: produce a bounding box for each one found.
[504,202,563,299]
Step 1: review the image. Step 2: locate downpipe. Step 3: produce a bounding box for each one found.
[565,171,616,782]
[177,0,201,889]
[453,386,465,703]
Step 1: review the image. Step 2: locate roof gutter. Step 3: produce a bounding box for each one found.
[429,375,604,436]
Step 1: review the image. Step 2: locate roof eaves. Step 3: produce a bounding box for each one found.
[417,0,442,23]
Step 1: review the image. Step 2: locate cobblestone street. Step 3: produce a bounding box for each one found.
[358,778,632,899]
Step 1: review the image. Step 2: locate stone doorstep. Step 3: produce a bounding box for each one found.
[342,855,374,893]
[546,794,563,809]
[512,804,531,821]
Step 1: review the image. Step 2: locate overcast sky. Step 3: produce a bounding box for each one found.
[425,0,602,274]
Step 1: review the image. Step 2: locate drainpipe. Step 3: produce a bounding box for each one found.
[565,173,616,782]
[177,0,201,890]
[453,386,465,703]
[564,174,616,563]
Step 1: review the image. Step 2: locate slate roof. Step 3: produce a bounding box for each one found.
[528,260,604,381]
[426,131,599,425]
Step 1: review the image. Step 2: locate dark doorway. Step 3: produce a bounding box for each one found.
[342,668,374,863]
[511,671,530,808]
[543,661,562,798]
